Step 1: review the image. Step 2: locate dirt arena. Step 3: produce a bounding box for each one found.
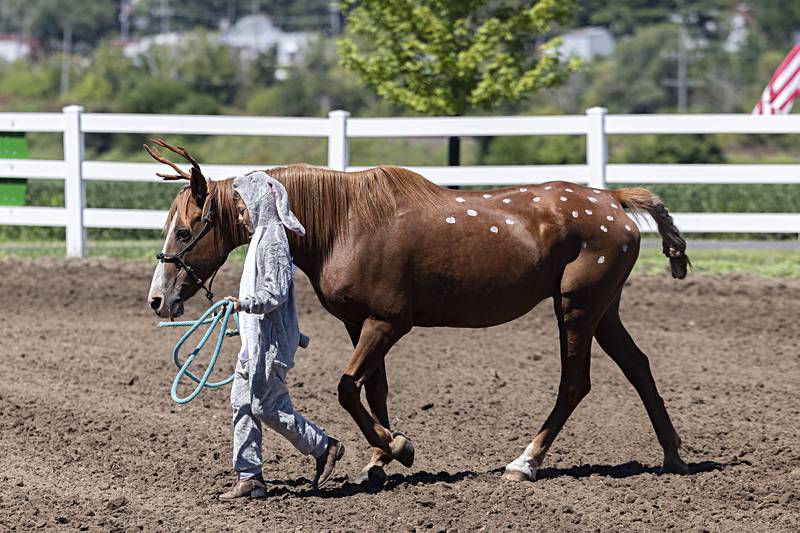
[1,257,799,531]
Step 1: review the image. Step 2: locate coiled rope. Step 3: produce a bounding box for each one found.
[158,299,239,404]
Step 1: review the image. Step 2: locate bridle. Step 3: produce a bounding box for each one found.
[157,196,219,303]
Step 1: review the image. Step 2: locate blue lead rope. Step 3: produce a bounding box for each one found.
[158,299,239,404]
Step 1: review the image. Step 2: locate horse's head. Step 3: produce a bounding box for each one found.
[145,139,248,318]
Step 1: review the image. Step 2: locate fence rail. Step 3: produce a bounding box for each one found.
[1,106,800,256]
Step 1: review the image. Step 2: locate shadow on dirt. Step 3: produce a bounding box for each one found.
[257,470,479,499]
[248,460,741,500]
[534,459,735,480]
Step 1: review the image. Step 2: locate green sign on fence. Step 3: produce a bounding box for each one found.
[0,132,28,206]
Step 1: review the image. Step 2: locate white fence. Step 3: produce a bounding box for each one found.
[2,105,800,256]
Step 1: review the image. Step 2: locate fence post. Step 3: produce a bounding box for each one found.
[63,105,86,257]
[586,107,608,190]
[327,109,349,171]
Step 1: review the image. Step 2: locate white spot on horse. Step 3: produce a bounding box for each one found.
[622,244,629,252]
[593,189,601,193]
[544,186,552,190]
[611,202,618,209]
[565,188,574,192]
[597,256,605,264]
[502,198,512,204]
[505,218,514,225]
[533,197,541,203]
[455,197,465,203]
[560,196,567,202]
[600,225,608,232]
[490,226,498,233]
[482,194,492,199]
[519,187,528,192]
[581,241,588,248]
[585,209,593,215]
[588,196,598,203]
[607,215,614,221]
[625,224,632,231]
[572,210,579,218]
[445,216,456,224]
[467,209,477,217]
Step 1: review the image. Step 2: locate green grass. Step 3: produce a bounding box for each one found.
[2,239,799,278]
[634,245,800,278]
[0,240,248,262]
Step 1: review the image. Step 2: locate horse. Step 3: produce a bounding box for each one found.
[145,139,691,485]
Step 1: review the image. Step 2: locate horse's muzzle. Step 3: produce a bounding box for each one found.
[149,295,184,319]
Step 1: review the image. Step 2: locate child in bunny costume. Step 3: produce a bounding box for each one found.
[219,171,344,500]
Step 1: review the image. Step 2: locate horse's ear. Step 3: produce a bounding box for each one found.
[190,166,208,208]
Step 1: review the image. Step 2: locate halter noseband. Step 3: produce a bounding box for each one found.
[157,197,219,303]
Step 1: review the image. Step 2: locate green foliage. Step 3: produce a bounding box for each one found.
[174,30,241,104]
[582,24,678,112]
[245,39,383,117]
[117,78,191,114]
[750,1,800,50]
[611,134,725,164]
[338,0,581,116]
[132,0,331,33]
[0,59,60,99]
[574,0,731,38]
[482,136,586,165]
[2,0,119,51]
[633,184,800,215]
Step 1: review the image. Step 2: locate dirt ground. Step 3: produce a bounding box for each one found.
[1,257,799,532]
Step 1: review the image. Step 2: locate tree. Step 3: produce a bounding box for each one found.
[574,0,733,38]
[4,0,118,51]
[132,0,331,33]
[750,1,800,51]
[338,0,580,165]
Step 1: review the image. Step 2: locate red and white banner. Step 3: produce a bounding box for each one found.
[753,44,800,114]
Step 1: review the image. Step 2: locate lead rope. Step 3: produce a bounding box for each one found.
[158,299,239,404]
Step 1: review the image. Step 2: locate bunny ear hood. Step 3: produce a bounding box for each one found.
[233,171,306,236]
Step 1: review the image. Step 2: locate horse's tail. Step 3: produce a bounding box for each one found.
[612,187,691,279]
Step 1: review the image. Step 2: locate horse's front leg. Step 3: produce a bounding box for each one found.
[344,324,394,485]
[338,318,414,477]
[355,362,396,485]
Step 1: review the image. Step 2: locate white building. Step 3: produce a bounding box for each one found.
[219,14,312,67]
[119,32,186,59]
[0,35,33,63]
[558,26,615,62]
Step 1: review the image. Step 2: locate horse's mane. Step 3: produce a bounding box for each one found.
[164,178,248,256]
[165,164,443,258]
[266,164,443,255]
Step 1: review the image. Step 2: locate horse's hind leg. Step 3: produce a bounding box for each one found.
[338,318,414,472]
[594,298,688,474]
[503,293,597,481]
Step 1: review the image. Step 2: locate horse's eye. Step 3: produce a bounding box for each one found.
[176,229,192,242]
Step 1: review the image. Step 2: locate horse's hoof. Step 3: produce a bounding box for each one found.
[389,432,415,468]
[353,465,387,487]
[502,468,535,482]
[660,459,690,475]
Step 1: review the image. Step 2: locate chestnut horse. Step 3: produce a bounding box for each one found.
[146,140,691,485]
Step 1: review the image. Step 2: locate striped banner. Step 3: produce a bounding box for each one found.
[753,44,800,115]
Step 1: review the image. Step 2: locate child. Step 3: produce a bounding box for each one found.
[219,171,344,500]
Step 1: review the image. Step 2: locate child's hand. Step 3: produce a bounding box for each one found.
[224,296,241,312]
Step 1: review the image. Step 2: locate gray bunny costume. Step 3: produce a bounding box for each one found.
[230,171,328,480]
